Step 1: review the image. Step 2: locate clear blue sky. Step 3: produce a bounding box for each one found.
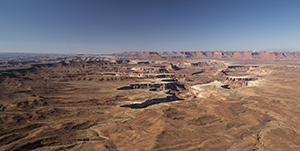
[1,0,300,54]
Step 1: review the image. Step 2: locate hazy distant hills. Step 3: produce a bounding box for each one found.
[0,53,50,58]
[1,50,299,58]
[0,52,76,58]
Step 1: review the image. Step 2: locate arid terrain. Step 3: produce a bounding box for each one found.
[1,51,300,151]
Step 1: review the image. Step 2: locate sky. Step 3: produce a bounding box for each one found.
[1,0,300,54]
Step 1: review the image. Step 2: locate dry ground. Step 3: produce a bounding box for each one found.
[1,61,300,151]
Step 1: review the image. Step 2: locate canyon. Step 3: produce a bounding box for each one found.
[1,51,300,151]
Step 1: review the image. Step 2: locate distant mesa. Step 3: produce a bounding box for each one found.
[158,51,178,56]
[142,52,161,58]
[113,51,300,61]
[177,52,194,57]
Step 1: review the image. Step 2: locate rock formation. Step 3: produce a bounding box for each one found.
[142,52,161,58]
